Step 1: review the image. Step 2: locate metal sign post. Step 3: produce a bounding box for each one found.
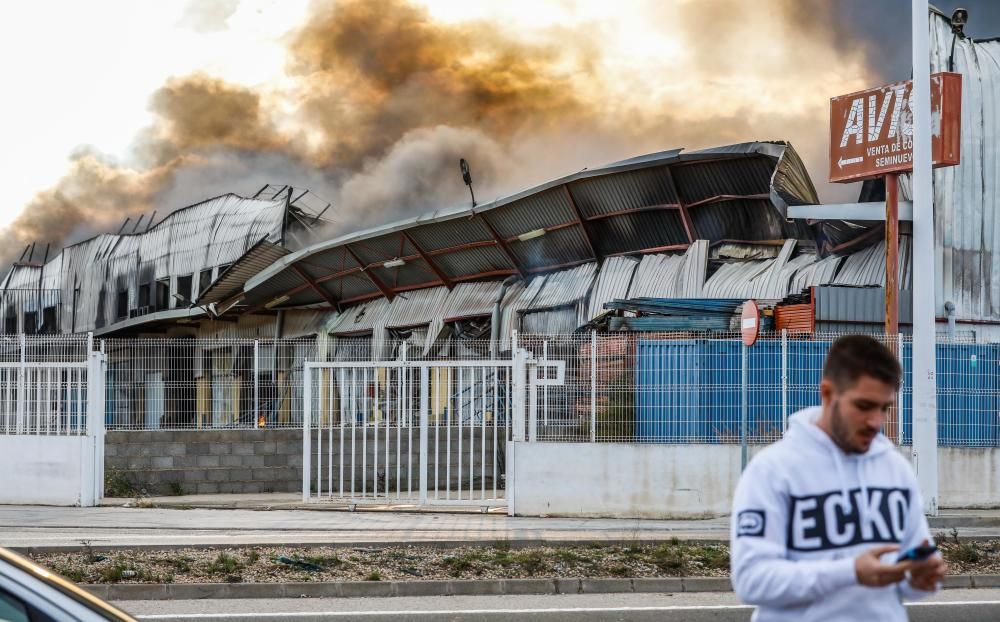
[740,301,760,471]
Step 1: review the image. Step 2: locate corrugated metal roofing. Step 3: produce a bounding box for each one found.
[789,254,844,294]
[327,297,392,335]
[526,263,597,311]
[774,303,814,334]
[440,281,505,321]
[587,256,638,320]
[628,254,685,298]
[1,193,297,334]
[521,307,583,334]
[198,239,289,305]
[243,142,819,309]
[815,286,913,324]
[626,240,708,299]
[893,11,1000,321]
[833,237,912,289]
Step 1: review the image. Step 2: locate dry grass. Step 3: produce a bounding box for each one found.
[27,535,1000,585]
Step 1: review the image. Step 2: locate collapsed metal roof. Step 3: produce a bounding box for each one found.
[1,190,326,335]
[243,141,820,310]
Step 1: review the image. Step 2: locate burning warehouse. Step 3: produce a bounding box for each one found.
[4,141,842,347]
[0,8,997,429]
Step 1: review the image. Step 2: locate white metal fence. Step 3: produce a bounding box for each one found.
[0,331,987,448]
[0,335,106,506]
[0,335,96,436]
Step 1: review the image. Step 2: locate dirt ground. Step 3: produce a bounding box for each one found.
[27,532,999,585]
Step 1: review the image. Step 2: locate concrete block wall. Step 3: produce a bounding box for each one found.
[105,426,503,497]
[105,430,304,495]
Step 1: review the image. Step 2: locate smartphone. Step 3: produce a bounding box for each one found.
[896,544,938,562]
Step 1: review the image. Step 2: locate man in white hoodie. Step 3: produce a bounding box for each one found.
[730,335,946,620]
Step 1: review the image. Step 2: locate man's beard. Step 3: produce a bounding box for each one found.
[830,400,874,454]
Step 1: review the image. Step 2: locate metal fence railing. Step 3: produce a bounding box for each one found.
[518,331,997,447]
[0,331,988,446]
[0,335,94,435]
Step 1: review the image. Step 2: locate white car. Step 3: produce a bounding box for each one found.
[0,547,134,621]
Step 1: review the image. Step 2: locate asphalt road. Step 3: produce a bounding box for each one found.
[119,589,1000,621]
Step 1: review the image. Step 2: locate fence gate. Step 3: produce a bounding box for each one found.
[302,348,562,508]
[0,343,106,507]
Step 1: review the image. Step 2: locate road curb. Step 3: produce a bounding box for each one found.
[930,516,1000,528]
[85,574,1000,601]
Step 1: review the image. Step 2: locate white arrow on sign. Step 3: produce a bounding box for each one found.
[838,156,864,168]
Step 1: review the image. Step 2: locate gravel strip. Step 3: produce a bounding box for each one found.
[25,534,1000,585]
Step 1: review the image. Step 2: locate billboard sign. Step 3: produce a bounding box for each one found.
[829,72,961,183]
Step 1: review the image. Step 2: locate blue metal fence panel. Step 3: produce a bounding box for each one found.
[702,339,739,442]
[635,340,704,442]
[636,337,999,447]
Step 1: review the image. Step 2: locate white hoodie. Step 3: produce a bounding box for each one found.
[730,406,935,621]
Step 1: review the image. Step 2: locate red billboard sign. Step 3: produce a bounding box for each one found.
[829,72,961,183]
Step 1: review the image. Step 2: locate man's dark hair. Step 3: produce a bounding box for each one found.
[823,335,902,389]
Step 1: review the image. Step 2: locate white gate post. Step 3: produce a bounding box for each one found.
[302,364,312,502]
[253,340,260,426]
[590,330,597,442]
[419,365,429,504]
[83,351,106,507]
[528,362,538,443]
[511,347,527,442]
[16,333,25,434]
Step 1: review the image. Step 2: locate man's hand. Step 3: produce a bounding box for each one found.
[855,545,912,587]
[907,541,947,592]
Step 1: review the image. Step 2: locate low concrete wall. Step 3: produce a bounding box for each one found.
[508,441,760,519]
[106,430,303,495]
[509,442,1000,518]
[1,435,100,506]
[906,446,1000,509]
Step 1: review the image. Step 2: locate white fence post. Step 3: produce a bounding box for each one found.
[897,332,905,446]
[302,364,312,502]
[528,357,538,443]
[590,330,597,442]
[419,364,429,504]
[82,351,106,507]
[511,347,527,442]
[253,340,260,426]
[781,329,788,433]
[542,339,548,427]
[16,333,25,434]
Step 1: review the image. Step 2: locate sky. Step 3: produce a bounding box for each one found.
[0,0,998,262]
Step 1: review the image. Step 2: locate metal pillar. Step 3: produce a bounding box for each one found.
[741,342,749,471]
[911,0,939,515]
[781,329,789,433]
[885,172,900,335]
[590,330,597,442]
